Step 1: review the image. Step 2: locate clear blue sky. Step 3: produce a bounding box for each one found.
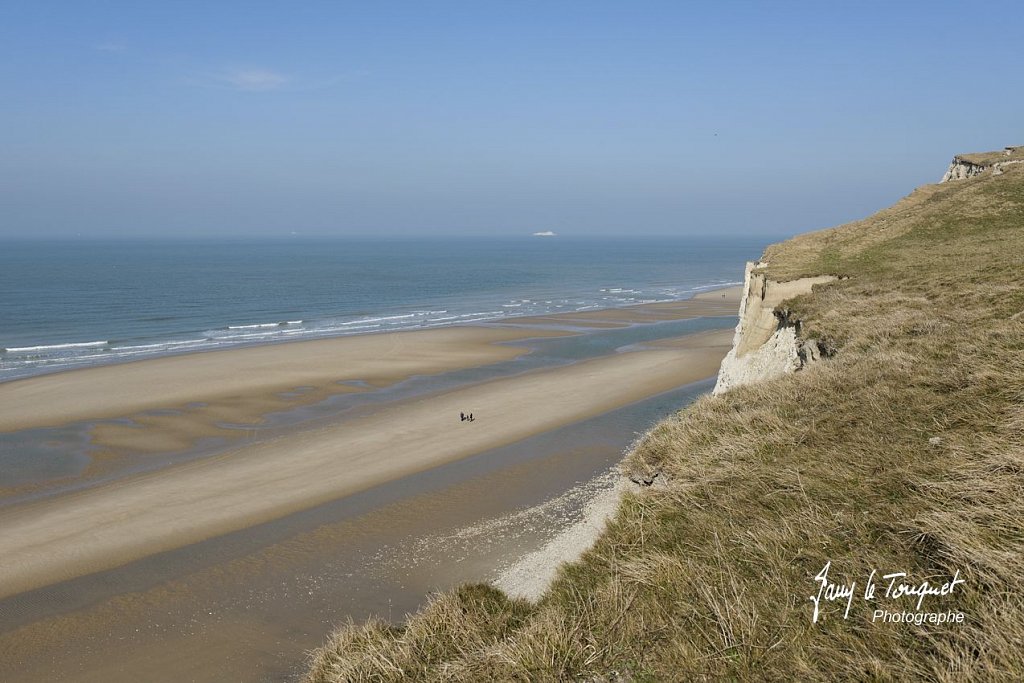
[2,1,1021,238]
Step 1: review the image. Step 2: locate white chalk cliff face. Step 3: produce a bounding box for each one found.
[941,158,988,182]
[713,262,835,395]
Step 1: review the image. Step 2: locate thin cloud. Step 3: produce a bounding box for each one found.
[218,68,289,91]
[183,66,363,93]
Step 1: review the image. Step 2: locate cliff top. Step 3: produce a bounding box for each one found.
[957,145,1024,166]
[759,149,1023,282]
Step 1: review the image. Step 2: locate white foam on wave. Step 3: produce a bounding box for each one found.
[227,323,278,330]
[218,330,291,341]
[312,323,382,334]
[4,340,108,354]
[690,281,743,292]
[227,320,304,330]
[338,313,417,326]
[429,310,504,322]
[114,339,209,352]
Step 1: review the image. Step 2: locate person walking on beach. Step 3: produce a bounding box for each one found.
[460,412,466,422]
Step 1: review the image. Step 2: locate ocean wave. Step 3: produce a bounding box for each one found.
[113,339,209,352]
[226,320,303,330]
[14,352,111,365]
[429,311,504,322]
[3,340,108,354]
[690,281,743,291]
[337,313,417,326]
[213,330,293,341]
[311,323,382,334]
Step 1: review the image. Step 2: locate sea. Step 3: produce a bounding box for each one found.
[0,236,773,382]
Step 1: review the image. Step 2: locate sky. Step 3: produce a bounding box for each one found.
[1,1,1022,238]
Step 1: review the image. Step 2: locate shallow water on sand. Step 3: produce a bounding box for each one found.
[0,314,733,504]
[0,372,714,683]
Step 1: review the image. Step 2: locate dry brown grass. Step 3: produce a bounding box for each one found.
[305,157,1024,682]
[958,146,1024,167]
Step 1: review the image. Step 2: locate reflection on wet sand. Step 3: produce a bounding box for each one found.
[0,379,713,683]
[0,291,739,683]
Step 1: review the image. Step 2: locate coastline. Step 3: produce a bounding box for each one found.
[0,286,742,603]
[0,236,751,386]
[494,469,628,602]
[0,286,740,432]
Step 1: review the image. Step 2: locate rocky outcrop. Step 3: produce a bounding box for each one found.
[941,147,1023,182]
[991,159,1023,176]
[713,262,835,395]
[941,158,989,182]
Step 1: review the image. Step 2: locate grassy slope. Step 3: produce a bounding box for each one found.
[305,159,1024,682]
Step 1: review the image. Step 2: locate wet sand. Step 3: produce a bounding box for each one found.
[0,330,731,600]
[0,291,741,503]
[0,290,740,681]
[504,285,741,327]
[0,325,569,433]
[0,380,717,682]
[0,288,740,437]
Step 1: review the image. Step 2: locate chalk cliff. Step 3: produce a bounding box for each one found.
[712,262,834,395]
[941,146,1023,182]
[715,145,1023,394]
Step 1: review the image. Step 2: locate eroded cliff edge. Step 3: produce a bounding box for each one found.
[712,262,835,395]
[941,145,1023,182]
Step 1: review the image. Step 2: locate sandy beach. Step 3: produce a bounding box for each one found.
[0,331,730,599]
[0,325,563,433]
[0,287,739,435]
[0,292,739,602]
